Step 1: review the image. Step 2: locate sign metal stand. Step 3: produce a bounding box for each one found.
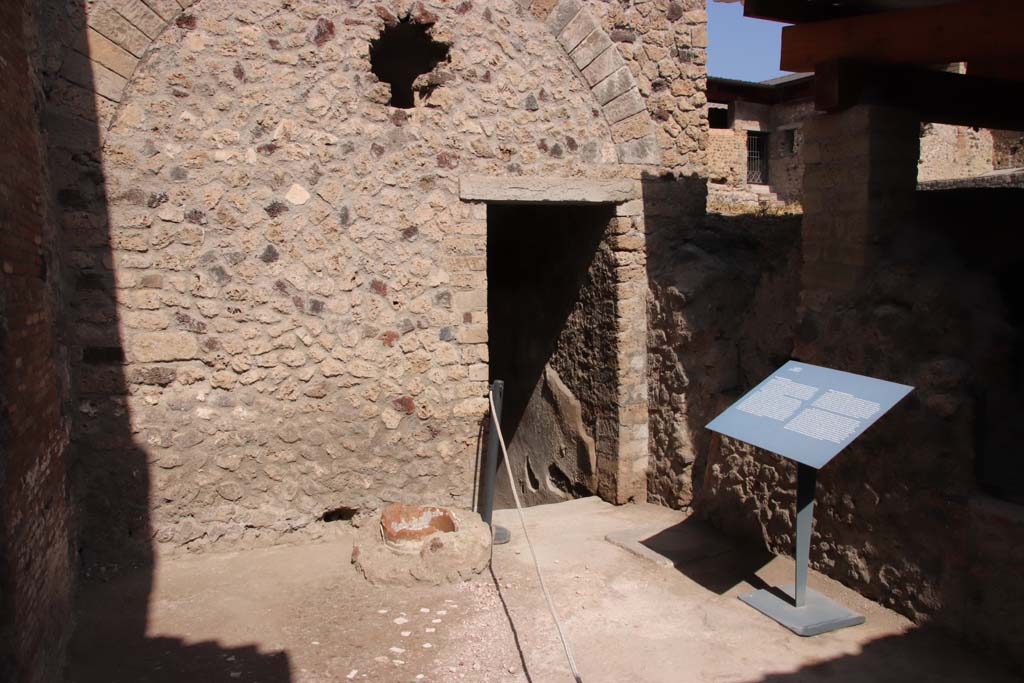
[738,463,865,636]
[707,361,913,637]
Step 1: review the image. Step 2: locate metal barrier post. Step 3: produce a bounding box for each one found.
[481,380,510,544]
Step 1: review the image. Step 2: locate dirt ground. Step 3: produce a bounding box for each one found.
[68,498,1020,682]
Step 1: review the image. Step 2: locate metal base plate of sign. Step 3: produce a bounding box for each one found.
[740,584,865,637]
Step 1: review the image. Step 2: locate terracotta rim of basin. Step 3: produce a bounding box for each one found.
[380,503,458,552]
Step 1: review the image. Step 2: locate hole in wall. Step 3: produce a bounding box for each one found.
[369,15,451,108]
[83,346,124,364]
[321,506,358,522]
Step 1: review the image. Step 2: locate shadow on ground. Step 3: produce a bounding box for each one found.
[639,517,775,595]
[746,626,1020,683]
[30,2,293,680]
[67,564,290,683]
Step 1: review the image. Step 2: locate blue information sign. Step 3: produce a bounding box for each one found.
[706,361,913,469]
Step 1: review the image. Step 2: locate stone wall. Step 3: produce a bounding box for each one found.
[766,100,812,202]
[993,129,1024,170]
[584,0,708,173]
[918,123,995,181]
[707,128,746,187]
[35,0,706,567]
[706,98,810,211]
[647,211,800,508]
[0,1,75,680]
[708,96,999,210]
[767,127,803,202]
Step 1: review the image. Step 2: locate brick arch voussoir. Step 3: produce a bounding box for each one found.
[64,0,196,120]
[530,0,662,165]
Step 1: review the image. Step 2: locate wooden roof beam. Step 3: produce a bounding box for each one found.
[781,0,1024,74]
[815,59,1024,131]
[744,0,863,24]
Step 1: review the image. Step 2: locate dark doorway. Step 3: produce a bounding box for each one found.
[486,203,619,508]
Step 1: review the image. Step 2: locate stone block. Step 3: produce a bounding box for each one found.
[88,7,150,57]
[619,402,648,426]
[592,66,636,106]
[544,0,582,35]
[457,325,487,344]
[610,111,655,144]
[460,175,636,204]
[83,27,139,78]
[614,198,643,217]
[611,232,644,252]
[453,290,486,312]
[453,396,488,417]
[142,0,182,21]
[117,0,166,38]
[60,51,128,103]
[617,135,661,165]
[130,332,198,362]
[602,89,646,125]
[557,10,597,53]
[530,0,559,19]
[570,30,612,70]
[582,46,625,87]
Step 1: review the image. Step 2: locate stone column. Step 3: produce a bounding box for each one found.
[799,105,920,313]
[609,199,649,504]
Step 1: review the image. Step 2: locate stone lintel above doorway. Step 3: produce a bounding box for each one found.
[459,175,637,205]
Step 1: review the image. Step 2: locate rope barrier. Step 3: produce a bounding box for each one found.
[489,389,583,683]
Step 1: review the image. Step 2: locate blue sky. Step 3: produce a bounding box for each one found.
[707,1,793,82]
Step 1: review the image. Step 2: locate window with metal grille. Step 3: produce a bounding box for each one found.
[746,131,770,184]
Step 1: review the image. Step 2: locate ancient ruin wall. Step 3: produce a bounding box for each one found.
[766,127,803,202]
[0,1,75,680]
[60,0,705,564]
[700,194,1024,661]
[707,128,746,187]
[766,100,812,202]
[551,237,621,500]
[992,129,1024,170]
[646,213,800,508]
[918,123,995,181]
[585,0,709,173]
[87,0,610,557]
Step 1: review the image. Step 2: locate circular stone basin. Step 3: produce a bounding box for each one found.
[380,503,458,553]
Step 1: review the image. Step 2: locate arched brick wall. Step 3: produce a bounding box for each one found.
[49,0,692,562]
[28,0,707,563]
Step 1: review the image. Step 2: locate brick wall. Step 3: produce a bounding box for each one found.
[0,1,75,681]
